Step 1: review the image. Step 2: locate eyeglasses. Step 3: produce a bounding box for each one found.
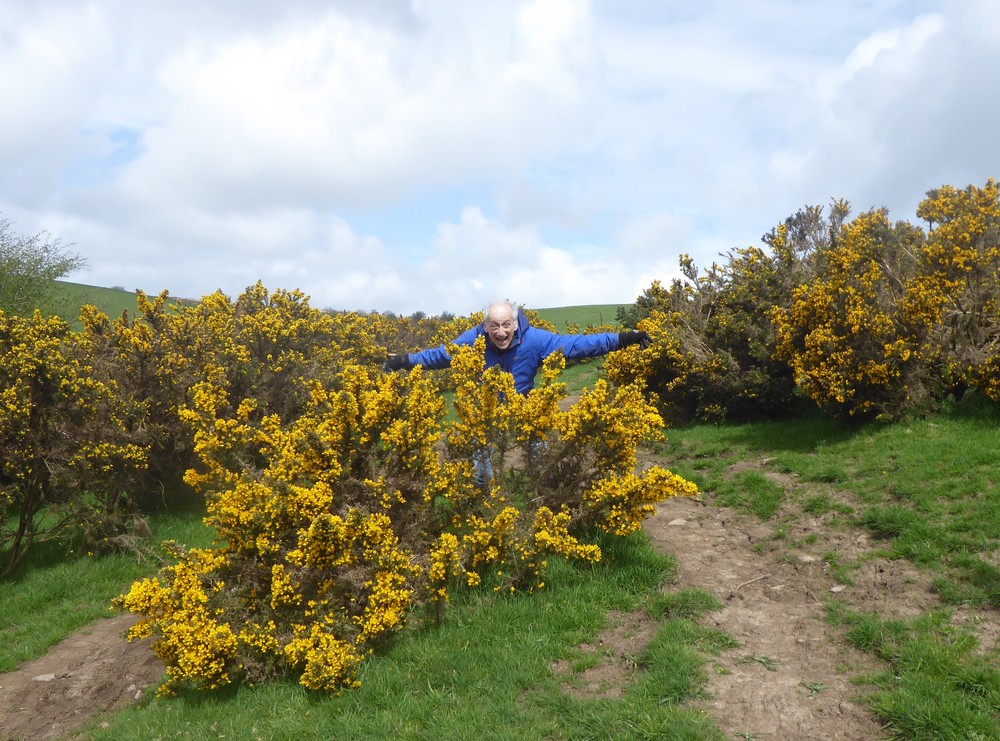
[488,320,514,331]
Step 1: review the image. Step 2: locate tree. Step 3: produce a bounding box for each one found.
[0,217,87,315]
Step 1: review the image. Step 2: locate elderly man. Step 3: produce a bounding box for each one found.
[383,300,650,487]
[383,299,650,393]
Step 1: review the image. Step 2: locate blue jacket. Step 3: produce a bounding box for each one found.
[407,310,622,395]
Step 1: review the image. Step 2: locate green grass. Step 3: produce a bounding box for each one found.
[716,470,785,520]
[648,588,724,621]
[664,402,1000,581]
[535,304,625,330]
[0,550,151,672]
[78,533,726,740]
[45,280,195,329]
[52,280,145,319]
[828,604,1000,739]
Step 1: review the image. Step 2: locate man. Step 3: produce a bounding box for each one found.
[383,299,650,393]
[383,300,650,487]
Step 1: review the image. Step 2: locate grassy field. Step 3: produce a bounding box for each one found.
[535,303,624,329]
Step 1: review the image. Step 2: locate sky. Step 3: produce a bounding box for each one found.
[2,0,999,316]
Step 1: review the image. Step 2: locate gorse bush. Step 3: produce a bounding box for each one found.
[114,332,696,695]
[607,247,803,424]
[0,282,454,574]
[608,202,855,423]
[773,180,1000,419]
[772,208,930,418]
[914,180,1000,401]
[0,310,147,576]
[613,179,1000,422]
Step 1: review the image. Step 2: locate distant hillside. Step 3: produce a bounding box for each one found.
[534,304,624,329]
[52,281,144,320]
[50,281,196,328]
[50,281,627,331]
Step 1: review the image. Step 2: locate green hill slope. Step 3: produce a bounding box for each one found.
[535,303,623,329]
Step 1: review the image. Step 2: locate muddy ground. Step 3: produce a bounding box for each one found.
[1,457,982,739]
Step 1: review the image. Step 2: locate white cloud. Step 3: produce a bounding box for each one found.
[112,0,602,214]
[2,0,999,316]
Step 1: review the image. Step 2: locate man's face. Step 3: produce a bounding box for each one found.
[486,307,516,350]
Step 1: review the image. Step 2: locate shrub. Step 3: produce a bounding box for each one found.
[0,216,86,316]
[114,336,696,695]
[912,179,1000,401]
[0,310,147,575]
[772,208,929,419]
[607,238,808,423]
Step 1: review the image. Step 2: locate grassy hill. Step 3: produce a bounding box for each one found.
[50,281,626,331]
[51,281,145,322]
[535,303,623,329]
[48,281,201,329]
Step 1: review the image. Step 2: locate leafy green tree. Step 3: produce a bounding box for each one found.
[0,217,87,315]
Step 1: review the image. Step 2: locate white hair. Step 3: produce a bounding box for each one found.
[484,299,518,326]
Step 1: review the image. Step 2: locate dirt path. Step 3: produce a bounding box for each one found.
[1,460,934,739]
[645,494,889,740]
[0,614,162,740]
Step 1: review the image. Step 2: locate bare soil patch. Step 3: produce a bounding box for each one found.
[550,609,660,699]
[0,614,162,740]
[644,494,889,740]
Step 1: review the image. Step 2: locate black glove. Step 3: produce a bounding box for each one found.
[383,353,412,372]
[618,331,651,350]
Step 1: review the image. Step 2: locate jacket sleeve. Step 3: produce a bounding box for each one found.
[407,327,480,369]
[531,329,621,360]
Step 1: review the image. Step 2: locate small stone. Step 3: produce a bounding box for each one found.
[32,673,57,682]
[667,518,687,526]
[799,554,819,563]
[830,584,847,593]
